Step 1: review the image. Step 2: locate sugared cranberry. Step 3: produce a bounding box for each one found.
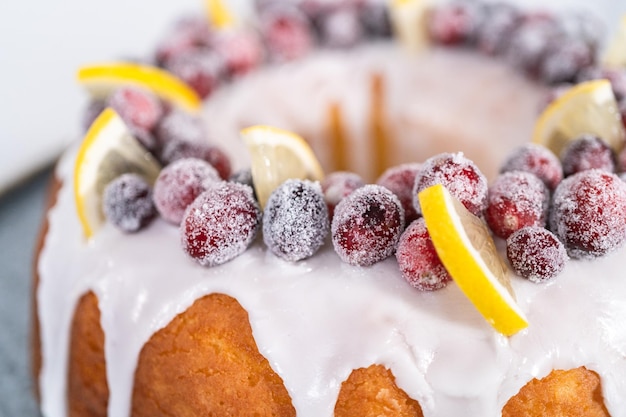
[504,14,560,77]
[155,16,212,66]
[332,184,404,266]
[413,152,488,217]
[316,6,364,49]
[160,139,231,179]
[165,50,225,99]
[396,218,452,291]
[212,29,264,78]
[230,169,254,187]
[550,169,626,259]
[558,12,604,55]
[561,135,616,177]
[506,226,567,283]
[103,173,156,233]
[485,171,549,239]
[376,163,422,225]
[500,144,563,191]
[428,1,486,46]
[358,0,392,38]
[476,2,520,55]
[82,99,106,132]
[263,179,329,261]
[260,4,315,61]
[107,86,164,132]
[321,171,365,220]
[181,182,260,267]
[153,158,220,224]
[539,39,593,85]
[155,109,207,150]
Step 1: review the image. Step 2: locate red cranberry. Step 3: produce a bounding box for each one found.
[376,163,422,226]
[428,1,486,46]
[504,14,560,77]
[317,6,364,49]
[476,2,521,55]
[539,38,594,85]
[413,152,488,217]
[396,218,452,291]
[506,226,567,283]
[153,158,220,224]
[165,50,226,99]
[260,4,315,61]
[160,139,231,180]
[332,185,404,266]
[500,144,563,191]
[212,29,264,78]
[107,86,164,132]
[155,109,207,150]
[181,182,260,267]
[485,171,549,239]
[103,173,156,233]
[321,171,365,220]
[155,16,212,66]
[561,135,616,177]
[263,179,329,261]
[550,169,626,259]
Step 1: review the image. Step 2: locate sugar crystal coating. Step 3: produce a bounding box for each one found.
[153,158,220,224]
[413,152,488,217]
[321,171,365,220]
[500,143,563,191]
[550,169,626,259]
[103,173,156,233]
[316,5,364,49]
[476,2,520,55]
[396,218,451,291]
[165,49,226,99]
[561,135,616,177]
[539,38,593,85]
[155,109,207,151]
[160,139,232,180]
[506,226,567,283]
[181,182,260,267]
[107,86,164,132]
[377,163,422,226]
[428,1,486,46]
[485,171,549,239]
[154,16,212,66]
[503,14,559,77]
[263,179,329,261]
[332,184,404,266]
[212,29,265,78]
[259,4,315,62]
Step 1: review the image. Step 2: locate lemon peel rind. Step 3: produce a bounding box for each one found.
[77,63,201,112]
[419,184,528,336]
[206,0,236,29]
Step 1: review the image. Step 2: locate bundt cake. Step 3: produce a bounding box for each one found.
[34,0,626,416]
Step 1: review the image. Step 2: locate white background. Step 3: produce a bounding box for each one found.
[0,0,624,194]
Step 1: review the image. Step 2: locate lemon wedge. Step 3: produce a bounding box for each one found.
[389,0,431,51]
[241,125,325,209]
[77,62,201,112]
[74,108,162,238]
[604,14,626,68]
[532,79,626,157]
[206,0,235,29]
[419,184,528,336]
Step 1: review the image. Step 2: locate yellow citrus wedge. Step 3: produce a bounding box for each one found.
[77,62,201,112]
[389,0,431,52]
[603,14,626,68]
[241,125,325,209]
[206,0,236,29]
[532,79,626,157]
[74,108,162,238]
[419,184,528,336]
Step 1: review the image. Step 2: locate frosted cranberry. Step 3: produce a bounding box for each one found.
[376,163,422,225]
[153,158,220,224]
[160,139,231,180]
[506,227,567,283]
[332,185,404,266]
[500,144,563,191]
[413,153,488,217]
[321,171,365,220]
[428,1,485,46]
[107,86,164,131]
[485,171,549,239]
[82,99,106,132]
[155,109,206,150]
[396,218,451,291]
[539,39,593,85]
[558,12,603,54]
[550,169,626,259]
[181,182,260,267]
[103,173,156,233]
[260,4,315,61]
[263,179,329,261]
[561,135,616,177]
[165,50,225,99]
[476,2,520,55]
[504,14,560,77]
[317,6,364,49]
[212,30,264,78]
[230,168,253,187]
[155,16,212,66]
[358,0,392,38]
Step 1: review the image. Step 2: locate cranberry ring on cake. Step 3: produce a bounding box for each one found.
[33,0,626,416]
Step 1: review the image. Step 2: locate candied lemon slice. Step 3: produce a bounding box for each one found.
[419,184,528,336]
[533,79,626,157]
[389,0,431,51]
[74,108,161,238]
[77,62,201,112]
[206,0,235,29]
[604,14,626,68]
[241,125,324,209]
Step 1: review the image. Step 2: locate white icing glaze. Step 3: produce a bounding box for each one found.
[37,44,626,417]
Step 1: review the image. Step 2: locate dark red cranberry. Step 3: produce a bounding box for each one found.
[316,6,364,49]
[153,158,220,224]
[212,29,264,78]
[550,169,626,259]
[376,163,422,226]
[181,182,260,267]
[500,144,563,191]
[539,38,593,85]
[82,99,106,132]
[260,4,315,61]
[160,139,231,180]
[165,50,226,99]
[332,184,404,266]
[396,218,452,291]
[413,152,488,217]
[103,173,156,233]
[428,1,486,46]
[561,135,616,177]
[503,14,560,77]
[263,179,329,261]
[558,12,603,55]
[154,109,207,151]
[506,226,567,283]
[155,16,212,66]
[358,0,392,38]
[107,86,164,132]
[485,171,549,239]
[476,2,521,55]
[321,171,365,220]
